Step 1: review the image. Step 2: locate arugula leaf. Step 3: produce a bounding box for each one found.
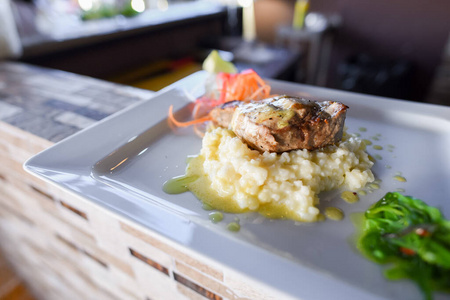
[356,192,450,300]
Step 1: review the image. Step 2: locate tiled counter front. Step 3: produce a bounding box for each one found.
[0,62,290,300]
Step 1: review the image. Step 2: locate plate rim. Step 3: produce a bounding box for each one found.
[24,71,450,300]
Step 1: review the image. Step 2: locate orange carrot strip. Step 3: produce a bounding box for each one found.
[208,70,270,104]
[261,85,271,98]
[192,102,204,120]
[168,105,212,127]
[219,79,227,103]
[248,86,265,100]
[234,80,245,100]
[193,123,206,137]
[250,71,266,87]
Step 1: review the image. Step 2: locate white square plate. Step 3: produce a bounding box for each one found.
[25,71,450,299]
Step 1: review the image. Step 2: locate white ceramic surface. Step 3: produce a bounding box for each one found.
[25,71,450,300]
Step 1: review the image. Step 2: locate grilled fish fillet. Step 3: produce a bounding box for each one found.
[209,95,348,152]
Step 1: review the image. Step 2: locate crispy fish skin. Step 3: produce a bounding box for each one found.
[209,100,241,128]
[210,95,348,152]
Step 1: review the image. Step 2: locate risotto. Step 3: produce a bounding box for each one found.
[185,127,374,222]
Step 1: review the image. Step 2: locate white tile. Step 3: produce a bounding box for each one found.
[55,111,96,129]
[0,101,22,119]
[25,74,88,93]
[37,88,92,106]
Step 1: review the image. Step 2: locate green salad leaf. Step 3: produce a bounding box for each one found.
[356,192,450,300]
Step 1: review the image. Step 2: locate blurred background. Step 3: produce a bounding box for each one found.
[1,0,450,105]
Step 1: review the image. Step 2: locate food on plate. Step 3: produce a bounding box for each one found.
[209,95,348,152]
[202,50,237,74]
[180,127,374,222]
[168,68,271,134]
[208,100,240,128]
[355,192,450,300]
[166,53,374,222]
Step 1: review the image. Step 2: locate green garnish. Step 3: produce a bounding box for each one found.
[356,192,450,300]
[202,50,237,74]
[227,222,241,232]
[208,212,224,223]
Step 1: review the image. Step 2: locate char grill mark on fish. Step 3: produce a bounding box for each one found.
[209,100,241,128]
[209,95,349,152]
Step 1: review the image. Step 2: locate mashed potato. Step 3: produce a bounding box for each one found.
[186,127,374,222]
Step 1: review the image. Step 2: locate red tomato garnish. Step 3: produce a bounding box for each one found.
[400,247,416,256]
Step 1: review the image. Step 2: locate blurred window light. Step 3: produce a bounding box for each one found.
[237,0,252,8]
[305,13,327,31]
[131,0,146,12]
[157,0,168,11]
[78,0,94,11]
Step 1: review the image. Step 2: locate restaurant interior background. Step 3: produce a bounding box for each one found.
[3,0,450,106]
[0,0,450,299]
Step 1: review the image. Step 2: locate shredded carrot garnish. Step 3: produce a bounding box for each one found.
[168,105,212,127]
[218,69,271,103]
[167,69,272,132]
